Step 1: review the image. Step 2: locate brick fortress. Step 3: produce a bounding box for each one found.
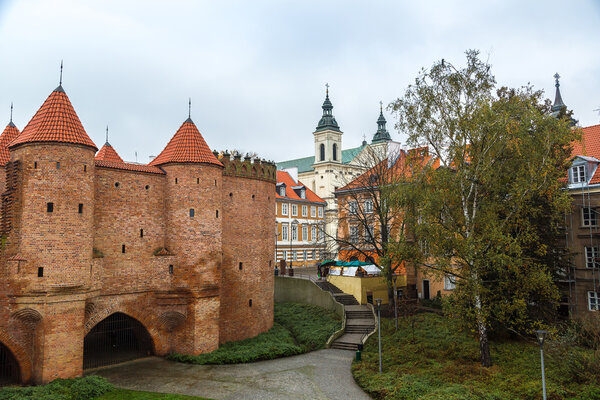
[0,84,276,385]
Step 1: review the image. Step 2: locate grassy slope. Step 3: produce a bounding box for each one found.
[169,302,341,365]
[352,314,600,400]
[97,388,208,399]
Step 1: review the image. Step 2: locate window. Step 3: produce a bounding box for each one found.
[311,206,316,217]
[583,207,597,227]
[292,204,298,216]
[365,224,374,240]
[302,224,308,241]
[239,262,243,270]
[293,251,298,261]
[216,210,219,218]
[190,209,195,218]
[302,205,308,217]
[281,203,288,216]
[311,225,317,240]
[280,187,286,197]
[365,199,373,213]
[586,247,598,268]
[444,275,457,290]
[37,267,44,277]
[140,229,144,238]
[312,250,316,259]
[197,178,200,184]
[78,204,83,214]
[282,224,288,241]
[115,182,120,188]
[169,265,174,274]
[300,189,306,199]
[56,162,60,169]
[318,207,323,218]
[34,161,37,169]
[122,244,126,253]
[571,165,586,183]
[350,225,359,243]
[292,224,298,241]
[589,291,599,311]
[282,250,287,260]
[333,143,338,161]
[175,178,178,184]
[349,201,358,214]
[303,250,307,260]
[145,185,150,190]
[83,164,87,172]
[320,143,325,161]
[249,299,253,307]
[47,202,54,213]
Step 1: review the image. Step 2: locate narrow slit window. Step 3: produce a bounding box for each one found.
[249,299,252,307]
[34,162,38,169]
[239,262,243,270]
[190,209,195,218]
[122,244,126,253]
[115,182,120,188]
[175,178,178,184]
[140,229,144,238]
[83,165,87,172]
[216,210,219,218]
[78,204,83,214]
[47,202,54,213]
[56,162,60,169]
[197,178,200,184]
[169,265,174,274]
[37,267,44,277]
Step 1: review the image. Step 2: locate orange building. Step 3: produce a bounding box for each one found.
[275,170,326,269]
[0,83,275,385]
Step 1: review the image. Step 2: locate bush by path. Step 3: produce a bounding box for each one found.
[352,313,600,400]
[168,302,341,365]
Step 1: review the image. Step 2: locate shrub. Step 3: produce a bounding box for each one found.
[0,375,113,400]
[571,314,600,350]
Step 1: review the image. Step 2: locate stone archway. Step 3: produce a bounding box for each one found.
[83,312,154,369]
[0,340,21,386]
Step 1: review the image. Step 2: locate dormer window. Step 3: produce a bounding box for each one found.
[571,165,586,183]
[280,187,286,197]
[300,189,306,199]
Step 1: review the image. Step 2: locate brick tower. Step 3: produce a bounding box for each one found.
[4,84,97,382]
[149,116,224,353]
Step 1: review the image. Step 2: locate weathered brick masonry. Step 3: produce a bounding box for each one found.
[0,86,276,384]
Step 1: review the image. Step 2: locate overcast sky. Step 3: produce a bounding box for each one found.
[1,0,599,163]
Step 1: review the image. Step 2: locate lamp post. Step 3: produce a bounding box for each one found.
[392,275,398,331]
[376,298,383,373]
[536,330,548,400]
[275,232,279,276]
[290,219,298,270]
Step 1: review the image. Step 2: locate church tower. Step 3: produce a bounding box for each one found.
[313,85,342,165]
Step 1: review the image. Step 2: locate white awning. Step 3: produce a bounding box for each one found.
[342,266,359,276]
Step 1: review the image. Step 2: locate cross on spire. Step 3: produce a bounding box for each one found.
[59,60,63,85]
[379,101,383,113]
[554,72,560,87]
[188,98,191,119]
[105,125,109,144]
[325,83,329,96]
[10,102,13,123]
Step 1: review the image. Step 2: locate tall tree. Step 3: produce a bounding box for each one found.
[392,50,578,366]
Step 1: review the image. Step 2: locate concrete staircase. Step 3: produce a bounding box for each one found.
[318,281,376,351]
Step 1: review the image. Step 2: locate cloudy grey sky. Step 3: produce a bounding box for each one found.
[0,0,599,163]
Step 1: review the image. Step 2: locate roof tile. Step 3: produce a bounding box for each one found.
[9,86,97,150]
[276,171,326,204]
[0,123,20,166]
[149,118,222,167]
[95,159,165,174]
[95,143,124,163]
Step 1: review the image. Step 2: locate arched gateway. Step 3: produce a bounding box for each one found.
[0,341,20,386]
[83,313,154,369]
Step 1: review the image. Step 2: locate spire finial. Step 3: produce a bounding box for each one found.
[379,100,383,113]
[554,72,560,87]
[105,125,109,144]
[325,83,329,97]
[59,60,63,86]
[188,97,191,119]
[10,102,13,123]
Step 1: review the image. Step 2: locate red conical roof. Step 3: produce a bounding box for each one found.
[0,122,20,166]
[149,118,222,167]
[95,142,124,163]
[9,86,97,150]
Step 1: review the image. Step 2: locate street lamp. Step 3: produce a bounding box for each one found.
[290,219,298,270]
[375,298,383,374]
[536,330,548,400]
[392,274,398,331]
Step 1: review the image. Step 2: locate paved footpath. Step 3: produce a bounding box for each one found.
[92,349,372,400]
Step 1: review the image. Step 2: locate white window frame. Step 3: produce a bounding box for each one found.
[280,187,286,197]
[292,204,298,216]
[444,275,457,290]
[583,207,597,227]
[282,224,288,241]
[318,207,323,218]
[282,250,287,261]
[350,225,359,244]
[571,165,586,184]
[293,250,298,261]
[312,249,316,259]
[303,250,307,260]
[311,225,317,241]
[302,224,308,241]
[282,203,288,216]
[365,199,373,213]
[589,291,599,311]
[302,205,308,217]
[292,224,298,241]
[585,246,598,269]
[300,189,306,199]
[311,206,316,217]
[349,201,358,214]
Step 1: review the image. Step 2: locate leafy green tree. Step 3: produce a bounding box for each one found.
[392,50,578,366]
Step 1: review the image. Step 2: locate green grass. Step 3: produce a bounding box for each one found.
[168,302,342,365]
[352,314,600,400]
[0,375,209,400]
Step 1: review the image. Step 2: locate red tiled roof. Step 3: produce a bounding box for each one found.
[276,171,326,204]
[95,159,165,175]
[9,86,97,150]
[571,124,600,184]
[149,118,222,167]
[95,143,124,163]
[0,122,20,166]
